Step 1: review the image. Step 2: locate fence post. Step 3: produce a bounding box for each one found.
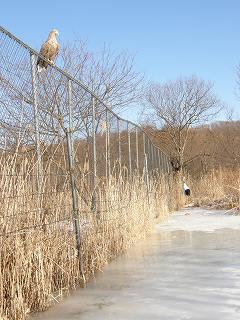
[162,154,165,173]
[160,151,163,173]
[117,118,121,164]
[135,127,139,174]
[91,96,97,212]
[149,140,153,173]
[66,83,84,280]
[105,109,111,179]
[153,146,157,172]
[164,154,167,173]
[166,156,170,174]
[30,53,43,212]
[157,149,161,173]
[166,155,169,173]
[155,148,158,172]
[153,145,157,172]
[67,80,73,131]
[65,130,84,279]
[146,136,149,171]
[127,123,132,178]
[150,140,153,173]
[143,133,150,207]
[142,131,146,175]
[167,157,172,173]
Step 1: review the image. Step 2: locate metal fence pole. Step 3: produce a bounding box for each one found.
[118,118,122,164]
[30,53,43,210]
[67,83,84,279]
[153,146,157,172]
[166,156,169,173]
[162,154,165,173]
[142,132,146,175]
[135,127,139,173]
[68,80,73,131]
[153,145,157,172]
[107,112,111,178]
[143,133,150,207]
[156,149,159,172]
[160,151,163,174]
[30,53,43,220]
[146,137,150,171]
[66,129,84,279]
[150,141,154,173]
[168,157,172,173]
[156,148,158,172]
[152,145,155,172]
[143,132,146,155]
[127,123,132,177]
[91,96,97,212]
[149,141,153,173]
[166,157,170,174]
[105,109,111,179]
[157,149,161,173]
[163,154,167,173]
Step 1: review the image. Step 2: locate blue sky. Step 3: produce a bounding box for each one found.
[1,0,240,120]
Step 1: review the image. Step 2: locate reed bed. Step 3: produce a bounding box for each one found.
[0,152,176,320]
[189,168,240,210]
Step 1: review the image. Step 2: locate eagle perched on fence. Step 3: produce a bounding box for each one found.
[37,29,59,72]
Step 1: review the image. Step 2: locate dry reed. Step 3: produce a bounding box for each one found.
[0,151,177,320]
[189,167,240,210]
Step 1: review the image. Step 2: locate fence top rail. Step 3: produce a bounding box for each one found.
[0,25,170,159]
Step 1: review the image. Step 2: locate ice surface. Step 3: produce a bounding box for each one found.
[32,208,240,320]
[155,207,240,232]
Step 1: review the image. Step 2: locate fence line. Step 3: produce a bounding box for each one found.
[0,25,170,158]
[0,25,173,276]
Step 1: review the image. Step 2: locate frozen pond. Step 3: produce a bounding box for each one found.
[33,207,240,320]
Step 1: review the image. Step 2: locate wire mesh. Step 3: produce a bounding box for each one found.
[0,26,173,244]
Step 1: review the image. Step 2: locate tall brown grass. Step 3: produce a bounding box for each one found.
[189,167,240,210]
[0,151,178,320]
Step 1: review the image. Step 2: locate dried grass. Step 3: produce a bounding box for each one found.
[189,168,240,210]
[0,153,177,320]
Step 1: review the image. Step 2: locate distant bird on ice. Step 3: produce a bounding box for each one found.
[37,29,59,72]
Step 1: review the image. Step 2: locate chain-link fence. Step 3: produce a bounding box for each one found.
[0,26,172,276]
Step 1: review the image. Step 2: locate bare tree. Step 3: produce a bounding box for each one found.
[145,75,222,175]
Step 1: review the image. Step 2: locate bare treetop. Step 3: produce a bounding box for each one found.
[145,75,223,174]
[60,42,145,109]
[146,75,222,129]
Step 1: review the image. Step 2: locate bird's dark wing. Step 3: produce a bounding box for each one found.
[37,41,52,68]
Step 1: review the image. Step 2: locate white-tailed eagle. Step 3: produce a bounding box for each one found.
[37,29,59,72]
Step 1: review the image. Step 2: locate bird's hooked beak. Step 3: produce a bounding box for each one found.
[51,29,59,36]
